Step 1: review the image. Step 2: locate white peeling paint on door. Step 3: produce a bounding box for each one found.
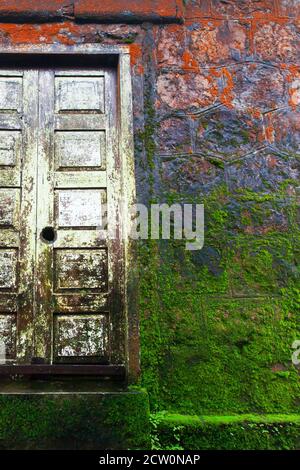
[0,70,39,363]
[0,65,125,366]
[55,131,105,169]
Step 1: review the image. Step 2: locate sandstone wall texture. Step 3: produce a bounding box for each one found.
[0,1,299,415]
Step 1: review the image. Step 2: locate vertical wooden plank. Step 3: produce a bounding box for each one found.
[34,70,55,363]
[105,68,126,365]
[17,70,39,362]
[119,53,139,381]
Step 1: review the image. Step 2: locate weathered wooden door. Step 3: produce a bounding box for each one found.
[0,66,125,369]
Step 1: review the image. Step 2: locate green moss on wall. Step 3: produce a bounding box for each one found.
[151,413,300,450]
[136,23,300,427]
[139,185,300,414]
[0,389,150,450]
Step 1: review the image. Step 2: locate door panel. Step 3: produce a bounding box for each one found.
[0,66,124,367]
[54,314,109,363]
[0,314,16,358]
[55,189,106,228]
[55,76,105,114]
[0,70,39,363]
[54,131,106,169]
[35,68,122,365]
[54,249,108,292]
[0,77,22,112]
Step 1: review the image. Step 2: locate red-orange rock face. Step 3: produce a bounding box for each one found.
[189,21,249,65]
[211,0,275,17]
[157,71,218,110]
[254,21,299,62]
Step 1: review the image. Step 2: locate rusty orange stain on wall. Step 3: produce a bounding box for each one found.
[129,43,144,74]
[220,67,234,109]
[182,50,199,72]
[74,0,183,22]
[264,116,275,143]
[288,87,298,110]
[0,22,79,44]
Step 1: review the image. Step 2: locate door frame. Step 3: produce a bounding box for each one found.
[0,44,139,382]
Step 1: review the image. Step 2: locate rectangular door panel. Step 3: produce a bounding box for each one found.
[54,131,106,170]
[55,189,106,228]
[53,314,109,363]
[0,249,18,289]
[0,77,22,112]
[55,76,105,114]
[54,249,108,292]
[0,189,20,228]
[0,314,16,360]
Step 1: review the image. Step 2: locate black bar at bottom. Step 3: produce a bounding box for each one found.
[0,450,296,465]
[0,364,126,376]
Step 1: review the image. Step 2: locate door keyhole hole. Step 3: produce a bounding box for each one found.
[41,227,56,244]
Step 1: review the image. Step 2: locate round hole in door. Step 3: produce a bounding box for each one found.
[41,227,56,244]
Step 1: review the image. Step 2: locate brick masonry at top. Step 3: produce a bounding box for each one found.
[0,0,184,23]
